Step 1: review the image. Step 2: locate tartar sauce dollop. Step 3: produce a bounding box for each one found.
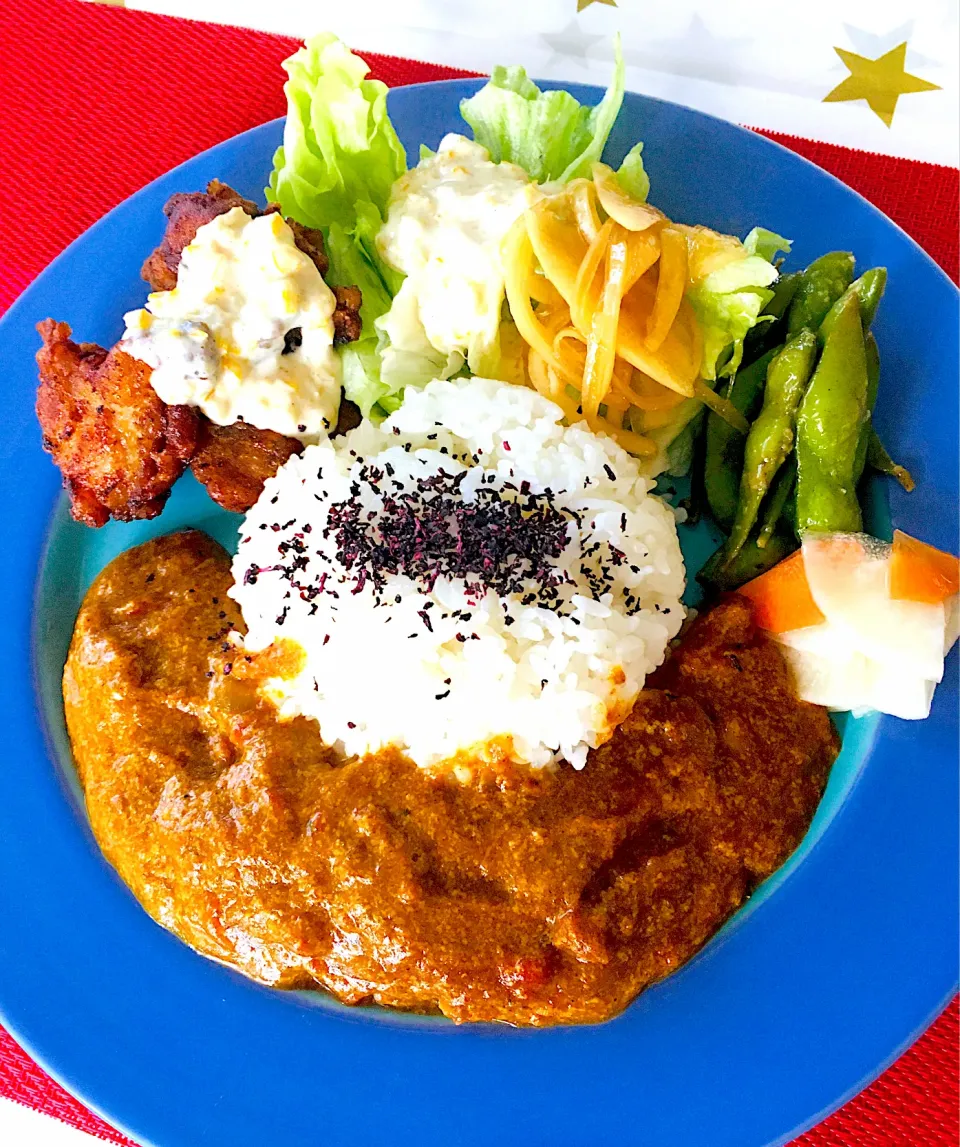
[376,134,538,376]
[122,208,340,440]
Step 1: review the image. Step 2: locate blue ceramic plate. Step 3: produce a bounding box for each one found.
[0,82,956,1147]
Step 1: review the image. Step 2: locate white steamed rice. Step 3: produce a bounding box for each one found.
[229,376,685,770]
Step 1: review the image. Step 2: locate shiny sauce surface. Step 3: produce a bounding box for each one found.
[64,530,838,1025]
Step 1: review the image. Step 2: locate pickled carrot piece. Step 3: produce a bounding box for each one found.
[890,530,960,604]
[737,549,825,634]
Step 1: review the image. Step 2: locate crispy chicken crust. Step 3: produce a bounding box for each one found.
[332,285,363,347]
[190,419,304,514]
[140,181,360,346]
[140,180,258,293]
[36,320,199,527]
[39,181,363,527]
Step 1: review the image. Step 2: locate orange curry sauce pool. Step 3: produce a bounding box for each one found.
[63,530,837,1025]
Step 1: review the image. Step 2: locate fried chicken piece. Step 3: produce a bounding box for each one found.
[141,180,258,292]
[332,286,363,347]
[193,384,363,513]
[141,182,360,347]
[36,320,199,527]
[262,204,330,280]
[190,418,303,514]
[142,182,335,291]
[333,395,362,436]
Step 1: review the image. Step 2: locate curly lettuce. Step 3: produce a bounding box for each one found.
[688,229,791,380]
[267,34,405,241]
[459,36,642,189]
[267,33,408,417]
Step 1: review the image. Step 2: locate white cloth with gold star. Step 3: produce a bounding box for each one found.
[113,0,957,163]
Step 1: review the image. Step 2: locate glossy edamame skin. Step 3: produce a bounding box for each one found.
[786,250,855,337]
[697,526,796,592]
[724,329,817,563]
[757,454,797,547]
[700,255,892,589]
[703,348,776,532]
[818,267,887,347]
[795,291,870,534]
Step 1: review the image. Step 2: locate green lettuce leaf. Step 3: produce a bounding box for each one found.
[687,244,782,380]
[340,282,464,420]
[743,227,791,263]
[615,142,650,202]
[267,33,410,419]
[460,36,626,184]
[267,33,405,233]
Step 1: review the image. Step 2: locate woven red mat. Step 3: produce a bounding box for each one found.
[1,2,957,1144]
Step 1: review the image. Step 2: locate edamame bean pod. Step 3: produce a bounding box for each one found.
[703,348,777,531]
[742,271,801,362]
[786,251,855,335]
[697,528,797,592]
[852,331,881,484]
[758,453,797,548]
[795,291,869,533]
[818,267,887,346]
[764,271,802,322]
[866,428,915,492]
[723,329,818,563]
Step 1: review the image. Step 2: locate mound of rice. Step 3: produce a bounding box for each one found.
[229,377,685,770]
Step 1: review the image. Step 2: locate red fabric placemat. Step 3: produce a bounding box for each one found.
[0,2,957,1144]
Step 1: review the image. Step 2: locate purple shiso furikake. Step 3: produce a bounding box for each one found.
[243,456,650,627]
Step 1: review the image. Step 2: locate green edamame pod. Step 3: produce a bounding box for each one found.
[703,348,777,532]
[758,454,797,548]
[786,251,855,336]
[697,528,798,592]
[723,329,818,564]
[742,271,801,363]
[819,267,887,346]
[852,332,881,484]
[795,291,870,533]
[764,271,802,322]
[866,428,916,492]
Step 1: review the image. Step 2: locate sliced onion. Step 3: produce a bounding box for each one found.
[693,378,749,433]
[621,230,661,297]
[626,370,688,412]
[525,197,587,307]
[571,218,614,332]
[502,219,569,378]
[645,226,688,351]
[592,162,665,232]
[582,228,627,420]
[570,178,602,243]
[528,266,566,307]
[618,281,700,395]
[672,222,745,284]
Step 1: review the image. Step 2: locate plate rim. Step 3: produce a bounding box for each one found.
[0,80,956,1147]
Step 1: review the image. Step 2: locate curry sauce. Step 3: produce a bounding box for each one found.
[63,530,837,1025]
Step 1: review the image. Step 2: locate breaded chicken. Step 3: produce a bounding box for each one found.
[332,286,363,346]
[190,391,363,514]
[333,394,362,436]
[262,203,329,280]
[141,180,258,292]
[36,320,199,527]
[38,182,364,527]
[190,418,303,514]
[140,181,360,345]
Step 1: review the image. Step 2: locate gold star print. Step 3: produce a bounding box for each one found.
[577,0,617,11]
[823,42,940,127]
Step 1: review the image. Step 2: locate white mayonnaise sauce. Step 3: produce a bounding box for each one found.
[376,133,537,376]
[122,208,340,440]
